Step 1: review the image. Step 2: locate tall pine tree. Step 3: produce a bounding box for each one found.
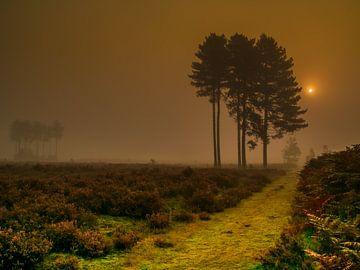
[255,34,307,168]
[189,33,229,167]
[226,33,259,168]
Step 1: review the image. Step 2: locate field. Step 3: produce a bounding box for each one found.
[0,163,285,269]
[2,146,359,270]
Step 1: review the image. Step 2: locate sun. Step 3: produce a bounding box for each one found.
[308,88,314,94]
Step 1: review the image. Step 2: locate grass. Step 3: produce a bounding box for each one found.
[78,173,298,270]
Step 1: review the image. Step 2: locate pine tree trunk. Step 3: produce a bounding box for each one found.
[216,89,221,168]
[242,97,247,168]
[263,95,269,169]
[236,92,241,169]
[212,89,217,168]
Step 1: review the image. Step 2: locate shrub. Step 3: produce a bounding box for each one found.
[198,212,211,221]
[46,221,79,252]
[112,228,139,250]
[260,234,313,269]
[173,209,194,223]
[130,191,165,218]
[147,213,170,229]
[182,166,195,177]
[46,221,109,257]
[46,255,80,270]
[0,228,52,269]
[75,229,110,258]
[188,190,217,212]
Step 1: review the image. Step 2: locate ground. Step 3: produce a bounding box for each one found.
[80,172,298,270]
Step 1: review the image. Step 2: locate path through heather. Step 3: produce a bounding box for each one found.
[83,173,298,270]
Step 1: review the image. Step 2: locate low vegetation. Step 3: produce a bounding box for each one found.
[0,163,281,269]
[259,145,360,269]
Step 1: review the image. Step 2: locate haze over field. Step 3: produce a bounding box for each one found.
[0,0,359,163]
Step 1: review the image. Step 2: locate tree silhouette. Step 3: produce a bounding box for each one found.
[32,121,43,159]
[51,120,64,160]
[306,147,316,162]
[282,137,301,165]
[254,34,308,168]
[226,33,259,168]
[189,33,229,168]
[10,120,64,161]
[10,120,22,155]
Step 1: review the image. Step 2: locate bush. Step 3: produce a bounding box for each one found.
[112,228,139,250]
[198,212,211,221]
[173,209,194,223]
[260,234,313,269]
[46,255,80,270]
[188,190,224,213]
[147,213,170,229]
[182,166,195,177]
[46,221,79,252]
[75,229,110,258]
[46,221,109,257]
[0,228,52,269]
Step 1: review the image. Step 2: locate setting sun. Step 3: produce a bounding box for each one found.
[308,88,314,93]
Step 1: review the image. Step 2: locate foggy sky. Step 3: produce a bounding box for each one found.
[0,0,359,164]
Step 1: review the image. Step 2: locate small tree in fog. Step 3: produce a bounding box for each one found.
[322,145,330,154]
[306,147,316,162]
[282,137,301,165]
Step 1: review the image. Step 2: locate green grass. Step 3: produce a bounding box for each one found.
[75,173,298,270]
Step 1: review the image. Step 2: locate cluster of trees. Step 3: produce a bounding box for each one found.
[10,120,64,161]
[190,33,308,168]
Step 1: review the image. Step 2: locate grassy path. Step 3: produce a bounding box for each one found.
[83,173,298,270]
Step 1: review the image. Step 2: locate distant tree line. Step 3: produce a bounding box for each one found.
[190,33,308,168]
[10,120,64,161]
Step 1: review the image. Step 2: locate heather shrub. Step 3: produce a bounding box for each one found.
[188,190,223,213]
[0,228,52,269]
[45,221,79,252]
[182,166,195,177]
[147,213,170,229]
[46,221,109,257]
[130,191,165,218]
[173,209,194,223]
[45,255,80,270]
[75,229,110,257]
[112,228,139,250]
[198,211,211,221]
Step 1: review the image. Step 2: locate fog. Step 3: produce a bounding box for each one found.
[0,0,359,164]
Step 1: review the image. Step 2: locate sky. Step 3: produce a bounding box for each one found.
[0,0,359,164]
